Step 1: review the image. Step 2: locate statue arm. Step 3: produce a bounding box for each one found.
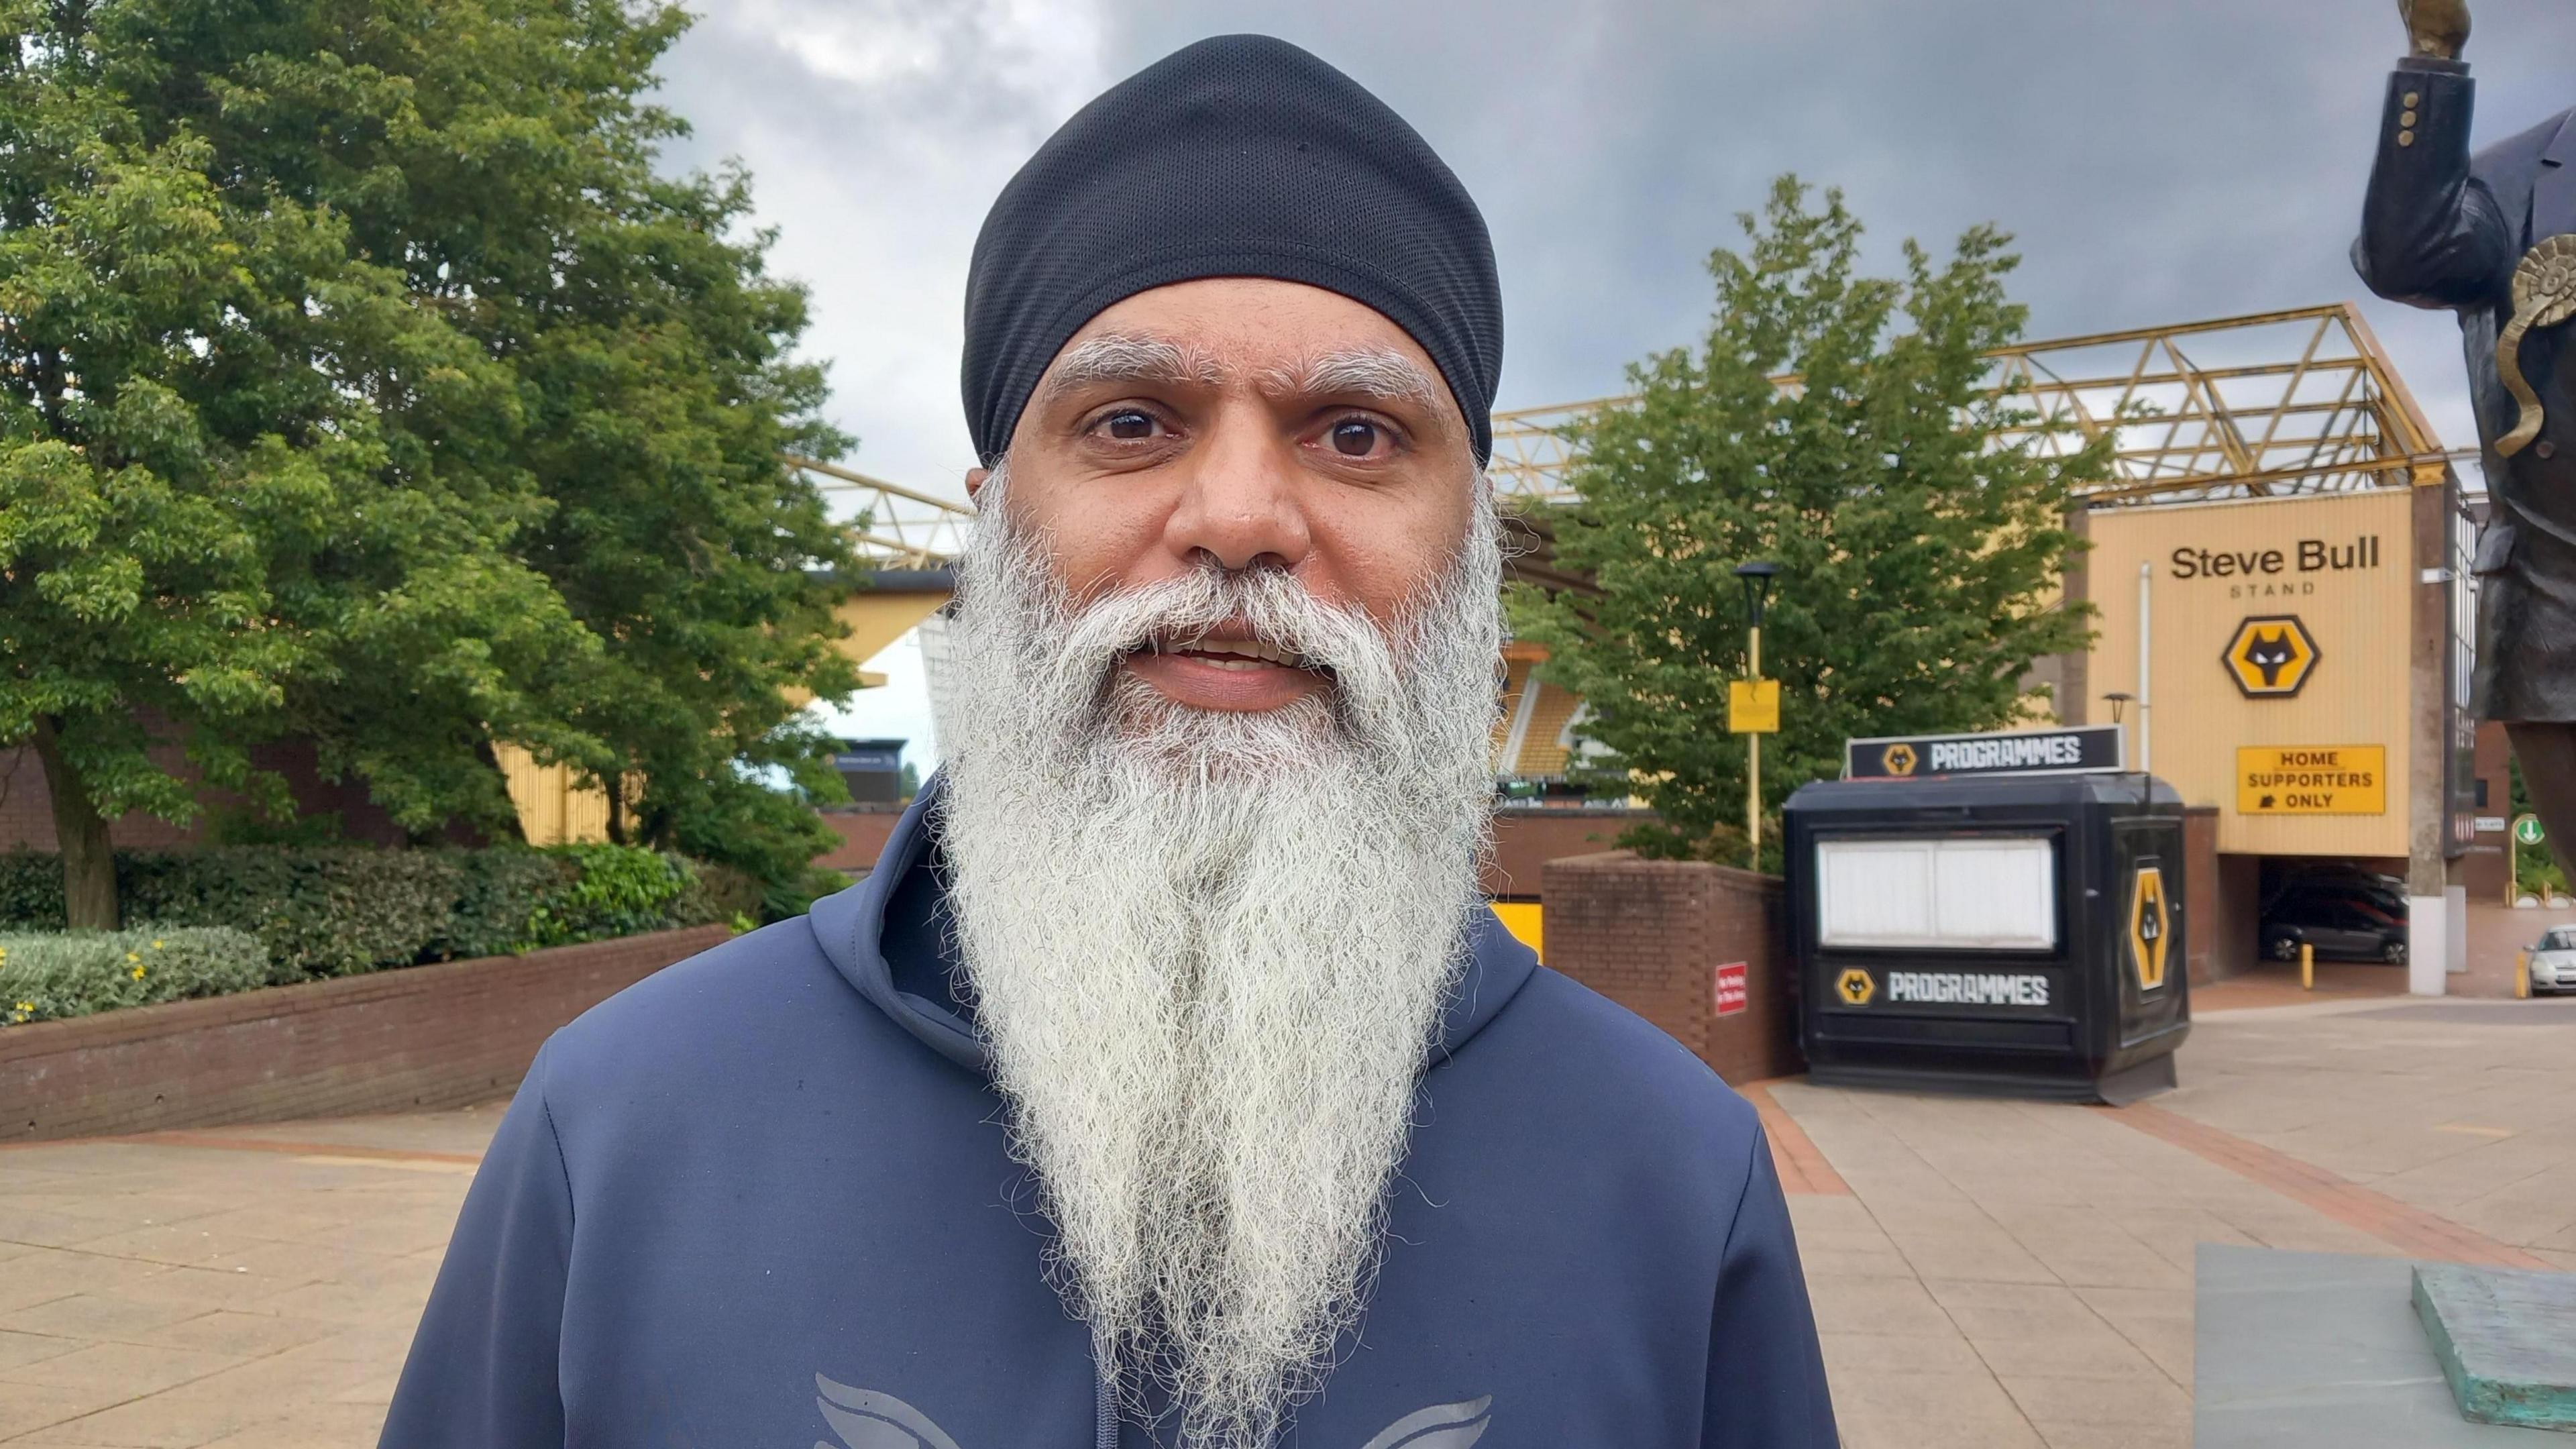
[2353,58,2516,310]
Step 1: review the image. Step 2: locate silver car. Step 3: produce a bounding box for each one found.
[2532,928,2576,994]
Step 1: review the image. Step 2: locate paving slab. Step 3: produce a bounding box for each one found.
[0,1107,496,1446]
[2195,1245,2566,1446]
[2414,1262,2576,1430]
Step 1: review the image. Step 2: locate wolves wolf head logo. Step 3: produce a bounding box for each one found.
[2241,630,2296,688]
[813,1377,1491,1449]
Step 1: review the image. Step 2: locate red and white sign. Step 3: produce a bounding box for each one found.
[1714,961,1749,1017]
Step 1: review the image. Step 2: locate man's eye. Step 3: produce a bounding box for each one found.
[1100,409,1159,441]
[1328,418,1385,457]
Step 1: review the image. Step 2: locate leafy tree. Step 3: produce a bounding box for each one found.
[110,0,865,879]
[1,0,590,926]
[498,160,860,875]
[2512,757,2571,900]
[1512,176,2105,865]
[2,0,863,920]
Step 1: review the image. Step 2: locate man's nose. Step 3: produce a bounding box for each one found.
[1161,418,1312,573]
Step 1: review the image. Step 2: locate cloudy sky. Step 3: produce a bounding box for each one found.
[649,0,2576,765]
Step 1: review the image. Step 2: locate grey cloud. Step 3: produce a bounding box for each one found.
[1105,0,2576,470]
[652,1,1112,498]
[654,0,2576,494]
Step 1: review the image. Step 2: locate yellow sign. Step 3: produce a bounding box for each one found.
[1835,968,1876,1006]
[2128,865,2170,991]
[1880,742,1918,777]
[1728,678,1780,734]
[2237,745,2387,815]
[2222,614,2320,698]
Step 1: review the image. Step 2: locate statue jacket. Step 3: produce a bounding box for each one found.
[2353,58,2576,720]
[376,778,1839,1448]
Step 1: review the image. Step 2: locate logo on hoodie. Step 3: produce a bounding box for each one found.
[813,1375,1492,1448]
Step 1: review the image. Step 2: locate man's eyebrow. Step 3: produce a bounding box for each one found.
[1035,333,1224,408]
[1275,347,1451,422]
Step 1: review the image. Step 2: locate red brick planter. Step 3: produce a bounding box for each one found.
[0,924,729,1143]
[1541,851,1803,1084]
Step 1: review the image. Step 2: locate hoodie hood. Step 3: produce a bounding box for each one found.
[806,770,1539,1076]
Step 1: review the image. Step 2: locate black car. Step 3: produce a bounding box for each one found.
[2273,867,2410,916]
[2260,888,2408,965]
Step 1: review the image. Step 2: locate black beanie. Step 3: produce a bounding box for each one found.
[961,34,1503,467]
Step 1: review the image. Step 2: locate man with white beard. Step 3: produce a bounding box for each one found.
[384,34,1835,1449]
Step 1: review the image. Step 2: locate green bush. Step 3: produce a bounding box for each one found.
[119,849,467,981]
[526,846,695,948]
[672,859,763,928]
[441,849,575,961]
[761,864,853,924]
[0,853,65,928]
[0,844,738,981]
[0,927,270,1026]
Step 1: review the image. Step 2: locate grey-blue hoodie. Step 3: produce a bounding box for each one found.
[379,781,1837,1447]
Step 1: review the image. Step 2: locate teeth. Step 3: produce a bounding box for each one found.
[1170,637,1297,666]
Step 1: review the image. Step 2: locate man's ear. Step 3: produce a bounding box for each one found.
[965,465,990,504]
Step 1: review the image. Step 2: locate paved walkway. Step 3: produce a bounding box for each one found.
[12,991,2576,1446]
[0,1116,489,1446]
[1771,989,2576,1449]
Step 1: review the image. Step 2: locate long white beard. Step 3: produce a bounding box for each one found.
[932,470,1504,1447]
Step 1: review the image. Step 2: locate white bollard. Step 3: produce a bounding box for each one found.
[2408,892,2447,996]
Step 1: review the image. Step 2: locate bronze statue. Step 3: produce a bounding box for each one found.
[2356,0,2576,881]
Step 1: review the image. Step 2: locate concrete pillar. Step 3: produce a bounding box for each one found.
[2406,478,2456,997]
[2410,889,2449,995]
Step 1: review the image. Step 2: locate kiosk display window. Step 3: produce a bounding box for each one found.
[1815,835,2059,952]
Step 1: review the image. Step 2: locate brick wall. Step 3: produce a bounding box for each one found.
[0,924,727,1143]
[814,806,906,875]
[2463,718,2514,902]
[1483,806,1653,900]
[2180,805,2259,986]
[1540,851,1800,1084]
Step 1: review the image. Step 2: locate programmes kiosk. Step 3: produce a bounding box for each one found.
[1785,725,2190,1104]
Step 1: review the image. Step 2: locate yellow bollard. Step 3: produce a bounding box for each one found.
[2518,949,2532,1000]
[2301,941,2314,991]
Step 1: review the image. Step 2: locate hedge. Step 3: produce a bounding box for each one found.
[0,845,762,981]
[1,927,271,1025]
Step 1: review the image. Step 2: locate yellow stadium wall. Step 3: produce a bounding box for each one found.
[492,743,612,847]
[2082,488,2417,858]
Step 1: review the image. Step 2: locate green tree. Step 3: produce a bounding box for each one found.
[2512,757,2571,900]
[107,0,865,879]
[499,161,860,877]
[3,0,863,919]
[1512,176,2105,864]
[0,1,590,926]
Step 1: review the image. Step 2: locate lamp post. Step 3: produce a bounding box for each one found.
[2103,692,2143,804]
[1736,561,1782,869]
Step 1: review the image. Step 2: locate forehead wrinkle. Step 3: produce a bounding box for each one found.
[1037,332,1226,409]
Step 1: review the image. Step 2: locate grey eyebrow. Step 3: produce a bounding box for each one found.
[1276,347,1450,420]
[1034,334,1456,433]
[1034,333,1224,409]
